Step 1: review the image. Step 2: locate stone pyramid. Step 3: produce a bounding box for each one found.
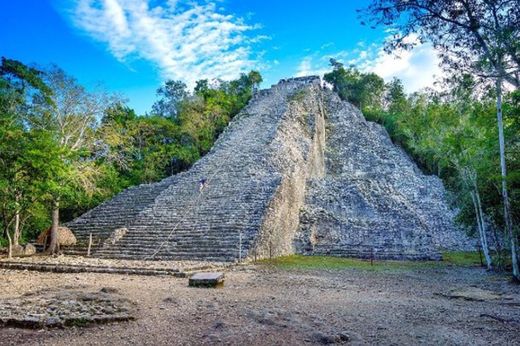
[67,77,473,261]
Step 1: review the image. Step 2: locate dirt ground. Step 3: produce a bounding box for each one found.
[0,264,519,345]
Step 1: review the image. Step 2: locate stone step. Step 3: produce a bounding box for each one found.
[95,248,241,256]
[95,253,237,262]
[310,246,442,261]
[96,244,247,253]
[118,234,246,241]
[107,243,248,250]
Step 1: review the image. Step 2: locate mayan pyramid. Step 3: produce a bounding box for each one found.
[67,77,473,261]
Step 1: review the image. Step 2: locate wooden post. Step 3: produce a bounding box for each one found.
[477,245,483,267]
[87,233,92,257]
[238,231,242,262]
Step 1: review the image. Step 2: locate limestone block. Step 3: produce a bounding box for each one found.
[189,272,225,288]
[23,244,36,256]
[11,245,24,256]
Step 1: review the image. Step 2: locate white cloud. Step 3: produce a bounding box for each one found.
[70,0,260,87]
[295,35,442,93]
[295,57,312,77]
[296,56,329,78]
[361,36,441,92]
[320,42,334,50]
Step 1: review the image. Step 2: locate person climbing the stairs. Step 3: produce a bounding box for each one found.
[199,178,207,193]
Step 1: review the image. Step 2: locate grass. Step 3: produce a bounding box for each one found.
[258,251,484,272]
[441,251,483,267]
[288,89,307,102]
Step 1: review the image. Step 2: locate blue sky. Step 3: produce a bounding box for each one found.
[1,0,441,114]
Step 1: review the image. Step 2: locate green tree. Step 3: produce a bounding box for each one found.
[324,60,384,113]
[152,80,188,119]
[0,58,55,256]
[32,67,115,254]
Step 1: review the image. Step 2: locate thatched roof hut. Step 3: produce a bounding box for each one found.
[36,226,77,247]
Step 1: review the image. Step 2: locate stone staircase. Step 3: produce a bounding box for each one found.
[65,178,175,255]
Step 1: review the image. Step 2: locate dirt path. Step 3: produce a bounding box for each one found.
[1,265,519,345]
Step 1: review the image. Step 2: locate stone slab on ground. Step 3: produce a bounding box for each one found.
[189,272,225,288]
[441,287,514,302]
[0,288,135,329]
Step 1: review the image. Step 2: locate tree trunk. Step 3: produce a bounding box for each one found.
[496,78,519,281]
[491,227,504,269]
[47,199,60,255]
[13,210,20,246]
[3,217,15,259]
[12,193,21,246]
[475,191,493,270]
[471,191,492,270]
[6,227,13,259]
